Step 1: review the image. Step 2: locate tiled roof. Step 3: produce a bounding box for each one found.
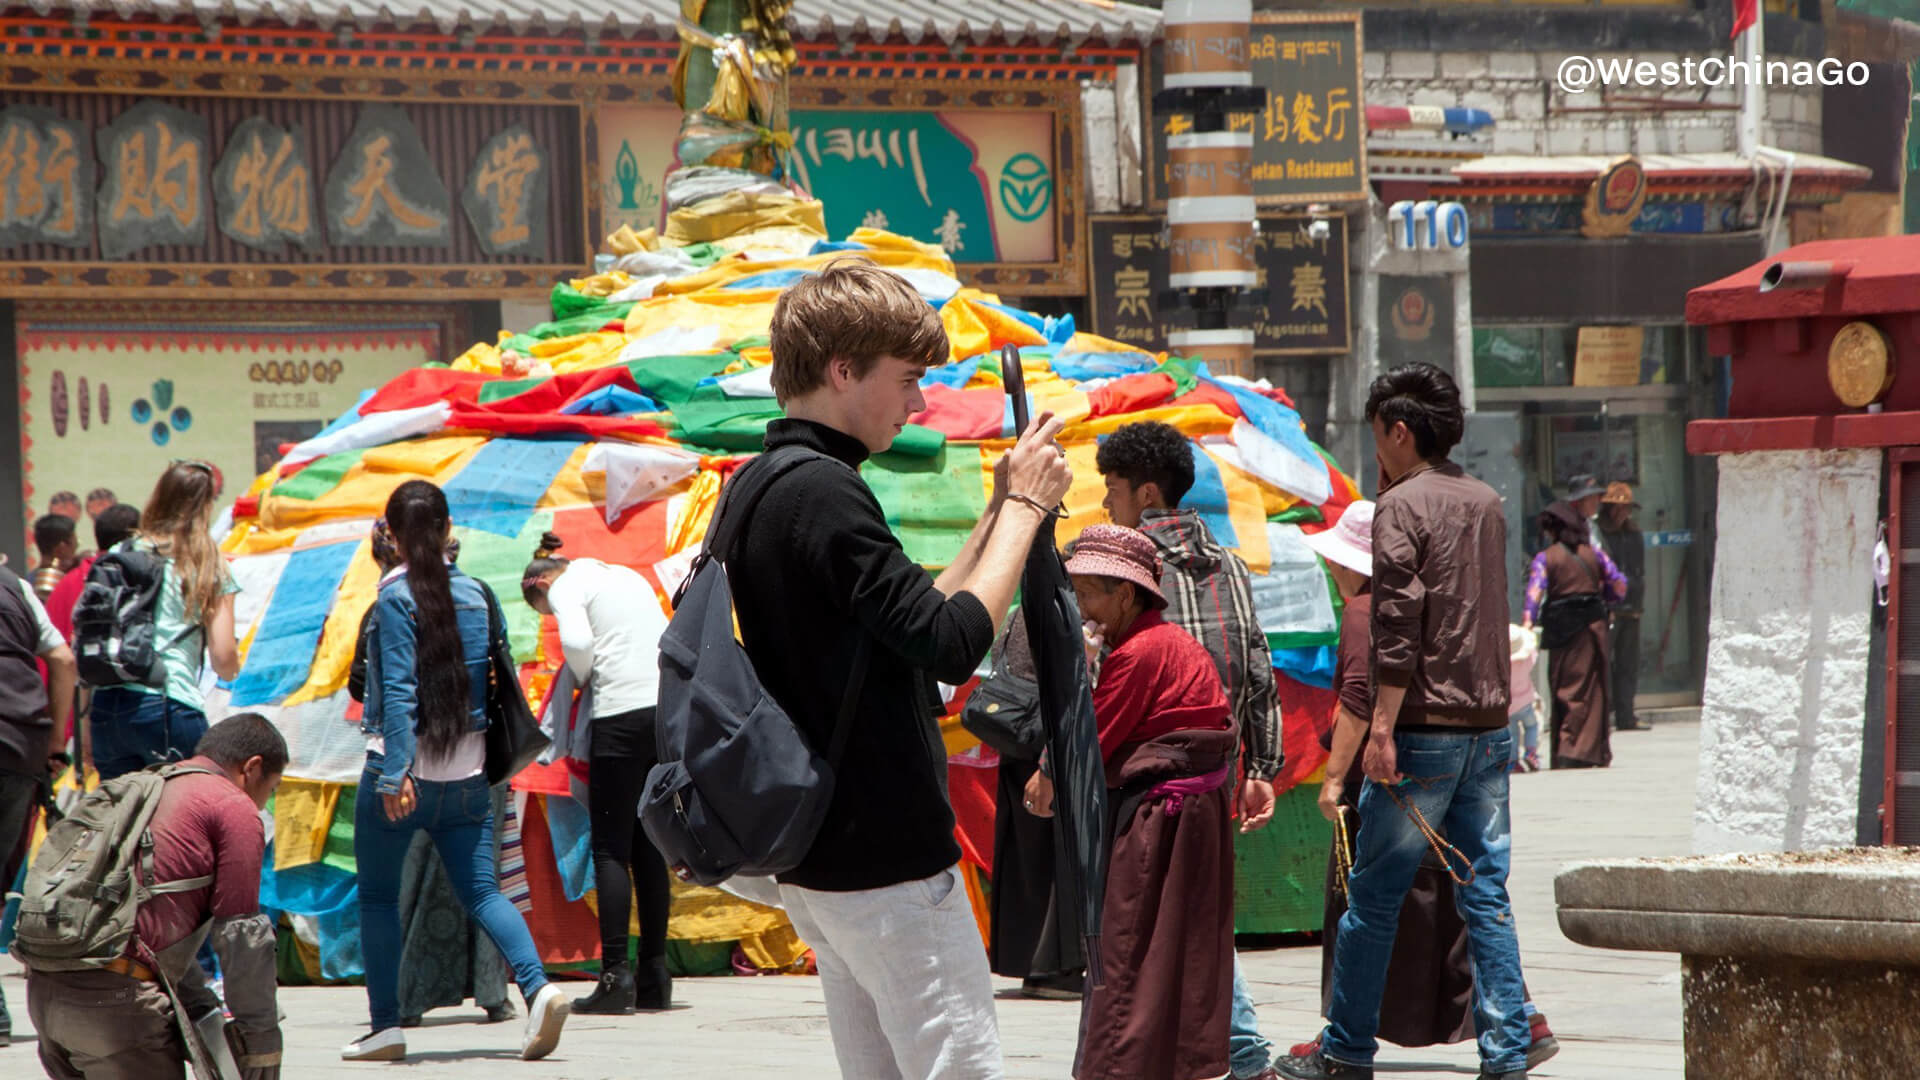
[29,0,1162,42]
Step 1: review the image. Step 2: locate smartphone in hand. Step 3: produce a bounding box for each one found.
[1002,344,1029,432]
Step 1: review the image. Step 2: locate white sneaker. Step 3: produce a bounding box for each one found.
[341,1027,406,1061]
[520,984,570,1061]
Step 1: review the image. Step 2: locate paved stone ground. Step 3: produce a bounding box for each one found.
[1,722,1696,1078]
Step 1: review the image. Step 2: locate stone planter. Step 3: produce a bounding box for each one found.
[1557,849,1920,1078]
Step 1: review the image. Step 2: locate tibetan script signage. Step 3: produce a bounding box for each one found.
[593,79,1085,295]
[1149,12,1367,205]
[0,107,92,250]
[96,102,209,259]
[214,118,320,254]
[462,125,549,259]
[325,105,452,248]
[1089,214,1350,355]
[0,92,583,298]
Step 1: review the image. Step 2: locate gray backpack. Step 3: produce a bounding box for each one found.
[639,446,871,886]
[11,762,220,972]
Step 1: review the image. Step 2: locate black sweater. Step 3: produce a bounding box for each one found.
[724,418,996,891]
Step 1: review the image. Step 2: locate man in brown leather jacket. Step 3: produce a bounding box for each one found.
[1278,364,1535,1080]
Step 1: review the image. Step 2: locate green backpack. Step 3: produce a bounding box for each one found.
[11,762,220,972]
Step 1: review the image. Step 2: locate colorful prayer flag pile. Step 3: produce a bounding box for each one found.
[216,225,1362,975]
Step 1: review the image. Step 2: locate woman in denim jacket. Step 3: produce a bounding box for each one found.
[342,480,570,1064]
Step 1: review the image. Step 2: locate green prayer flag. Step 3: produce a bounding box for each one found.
[451,512,555,660]
[272,450,366,502]
[863,444,987,569]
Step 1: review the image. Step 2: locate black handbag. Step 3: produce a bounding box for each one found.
[960,661,1045,760]
[1538,549,1607,651]
[476,580,551,786]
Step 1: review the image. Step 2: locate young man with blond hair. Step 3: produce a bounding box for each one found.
[724,258,1072,1078]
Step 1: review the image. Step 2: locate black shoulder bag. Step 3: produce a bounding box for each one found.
[476,579,551,785]
[960,650,1045,760]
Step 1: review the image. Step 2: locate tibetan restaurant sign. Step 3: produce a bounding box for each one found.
[0,95,583,298]
[1148,12,1368,205]
[1088,214,1350,355]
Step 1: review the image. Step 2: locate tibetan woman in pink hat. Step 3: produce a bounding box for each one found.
[1024,523,1236,1080]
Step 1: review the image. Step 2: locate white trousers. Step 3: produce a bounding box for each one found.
[781,865,1005,1080]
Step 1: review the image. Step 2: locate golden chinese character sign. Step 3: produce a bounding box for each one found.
[461,125,549,259]
[95,102,210,259]
[1089,214,1350,355]
[17,322,438,527]
[0,107,93,250]
[213,118,320,254]
[324,104,452,247]
[0,91,581,296]
[1150,12,1366,205]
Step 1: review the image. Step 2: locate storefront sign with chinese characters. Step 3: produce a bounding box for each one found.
[0,92,583,297]
[324,105,452,248]
[1572,325,1646,387]
[461,125,548,259]
[1149,13,1368,205]
[95,102,210,259]
[213,118,320,255]
[0,107,92,250]
[1089,214,1350,355]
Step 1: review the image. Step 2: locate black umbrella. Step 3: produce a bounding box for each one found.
[1004,344,1109,990]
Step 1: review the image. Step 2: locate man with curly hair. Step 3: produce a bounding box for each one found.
[1096,419,1286,1080]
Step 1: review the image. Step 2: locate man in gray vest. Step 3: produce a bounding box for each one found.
[0,563,77,1046]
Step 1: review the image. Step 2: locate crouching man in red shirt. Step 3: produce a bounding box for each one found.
[27,713,286,1080]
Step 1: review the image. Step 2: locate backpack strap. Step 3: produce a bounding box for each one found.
[701,444,874,771]
[136,763,229,901]
[701,445,835,571]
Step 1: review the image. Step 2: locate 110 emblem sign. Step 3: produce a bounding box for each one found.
[1387,200,1469,253]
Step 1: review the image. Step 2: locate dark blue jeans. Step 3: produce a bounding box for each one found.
[1322,728,1529,1074]
[354,770,548,1032]
[89,688,208,782]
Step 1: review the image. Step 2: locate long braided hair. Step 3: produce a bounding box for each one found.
[383,481,470,758]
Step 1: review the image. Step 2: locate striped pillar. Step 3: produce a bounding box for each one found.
[1157,0,1260,379]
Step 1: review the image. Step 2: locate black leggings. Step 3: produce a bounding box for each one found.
[588,709,670,968]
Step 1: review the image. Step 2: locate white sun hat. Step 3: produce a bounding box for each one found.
[1302,500,1374,578]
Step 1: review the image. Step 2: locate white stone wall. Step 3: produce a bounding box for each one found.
[1362,49,1824,158]
[1694,448,1880,855]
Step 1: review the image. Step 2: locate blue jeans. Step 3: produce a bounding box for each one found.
[1323,728,1529,1074]
[354,770,548,1031]
[1508,705,1539,767]
[89,688,207,781]
[1229,953,1273,1077]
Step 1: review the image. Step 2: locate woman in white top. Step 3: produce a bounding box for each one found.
[522,533,671,1014]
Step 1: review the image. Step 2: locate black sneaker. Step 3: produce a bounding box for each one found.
[1480,1071,1529,1080]
[1274,1046,1373,1080]
[572,964,636,1015]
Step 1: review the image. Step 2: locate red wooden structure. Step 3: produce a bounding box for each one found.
[1686,234,1920,845]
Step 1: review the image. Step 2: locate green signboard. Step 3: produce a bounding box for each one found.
[785,108,1058,264]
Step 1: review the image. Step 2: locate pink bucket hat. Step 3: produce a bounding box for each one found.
[1302,500,1374,577]
[1063,524,1167,609]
